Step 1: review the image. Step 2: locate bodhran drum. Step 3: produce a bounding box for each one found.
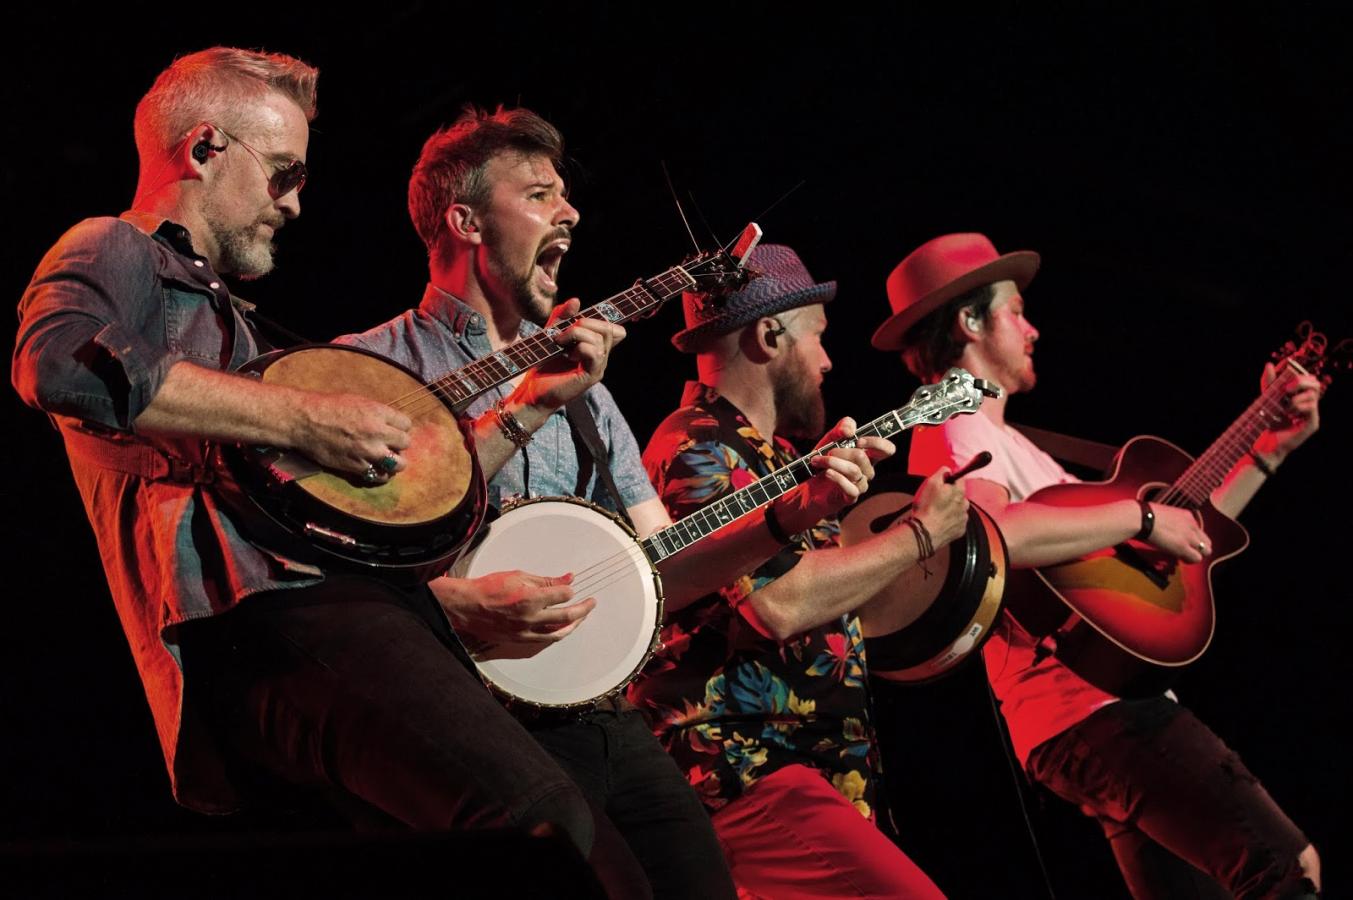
[840,474,1008,683]
[451,496,664,709]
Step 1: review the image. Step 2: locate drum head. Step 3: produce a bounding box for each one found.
[840,479,1008,683]
[458,499,662,708]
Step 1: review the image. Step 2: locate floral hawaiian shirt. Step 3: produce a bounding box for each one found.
[628,382,878,817]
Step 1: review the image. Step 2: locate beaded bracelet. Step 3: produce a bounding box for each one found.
[492,400,533,448]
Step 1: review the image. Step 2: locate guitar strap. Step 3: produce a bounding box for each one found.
[564,397,634,528]
[238,304,312,352]
[1012,423,1118,475]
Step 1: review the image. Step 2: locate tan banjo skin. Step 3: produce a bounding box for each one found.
[261,348,473,526]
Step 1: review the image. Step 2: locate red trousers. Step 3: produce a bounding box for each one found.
[709,764,946,899]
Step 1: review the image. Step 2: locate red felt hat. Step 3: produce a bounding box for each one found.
[872,233,1040,351]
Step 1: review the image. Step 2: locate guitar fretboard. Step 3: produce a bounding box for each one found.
[428,267,697,412]
[1162,359,1306,508]
[640,394,976,563]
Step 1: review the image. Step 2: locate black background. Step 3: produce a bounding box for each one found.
[3,5,1349,897]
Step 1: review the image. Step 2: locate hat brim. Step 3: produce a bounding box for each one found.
[672,280,837,353]
[870,251,1040,351]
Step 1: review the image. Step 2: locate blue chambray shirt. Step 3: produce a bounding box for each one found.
[13,213,322,812]
[339,284,656,513]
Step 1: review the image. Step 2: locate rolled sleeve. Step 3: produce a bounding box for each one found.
[14,218,179,430]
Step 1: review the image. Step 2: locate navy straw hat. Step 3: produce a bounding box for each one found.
[672,244,836,352]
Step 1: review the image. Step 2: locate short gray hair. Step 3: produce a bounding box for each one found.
[133,47,318,162]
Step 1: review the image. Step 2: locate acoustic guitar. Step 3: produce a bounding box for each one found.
[1010,325,1334,695]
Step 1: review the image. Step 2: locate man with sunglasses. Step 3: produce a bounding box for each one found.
[13,47,675,892]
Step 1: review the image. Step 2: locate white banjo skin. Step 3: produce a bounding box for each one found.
[452,497,663,709]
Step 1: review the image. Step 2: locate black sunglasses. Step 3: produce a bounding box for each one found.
[217,126,308,199]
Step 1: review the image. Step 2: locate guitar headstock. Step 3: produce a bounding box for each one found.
[1272,321,1348,385]
[904,367,1003,425]
[682,222,763,307]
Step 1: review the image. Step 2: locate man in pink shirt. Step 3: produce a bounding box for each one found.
[878,233,1323,900]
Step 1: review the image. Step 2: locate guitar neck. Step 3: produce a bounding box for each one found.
[430,266,698,412]
[641,402,946,563]
[1164,358,1306,508]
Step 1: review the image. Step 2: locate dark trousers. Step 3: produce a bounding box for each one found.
[197,575,647,897]
[1028,697,1314,900]
[531,710,737,900]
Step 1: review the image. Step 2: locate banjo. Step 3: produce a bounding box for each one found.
[454,367,999,709]
[216,225,765,583]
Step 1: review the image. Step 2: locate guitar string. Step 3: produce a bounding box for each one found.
[1167,346,1320,503]
[1156,367,1295,507]
[1154,361,1296,507]
[1152,368,1288,506]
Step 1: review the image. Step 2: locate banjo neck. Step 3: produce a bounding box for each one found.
[434,268,697,414]
[642,368,1000,563]
[431,220,767,415]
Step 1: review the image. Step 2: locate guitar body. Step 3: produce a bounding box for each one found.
[1014,435,1249,694]
[218,344,487,582]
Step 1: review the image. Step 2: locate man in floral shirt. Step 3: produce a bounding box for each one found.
[630,245,970,898]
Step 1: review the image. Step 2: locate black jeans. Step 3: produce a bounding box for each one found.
[198,575,646,897]
[530,709,737,900]
[1028,697,1314,900]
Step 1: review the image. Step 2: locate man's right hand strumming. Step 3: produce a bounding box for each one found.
[430,570,596,659]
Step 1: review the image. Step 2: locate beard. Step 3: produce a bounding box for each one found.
[1007,355,1037,394]
[212,222,277,280]
[482,220,557,326]
[201,196,281,280]
[772,356,826,439]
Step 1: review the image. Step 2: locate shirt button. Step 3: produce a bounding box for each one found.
[209,282,220,289]
[194,260,204,268]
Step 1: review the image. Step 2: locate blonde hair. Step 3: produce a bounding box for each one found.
[134,47,318,162]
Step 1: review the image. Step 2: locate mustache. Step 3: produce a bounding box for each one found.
[538,227,571,251]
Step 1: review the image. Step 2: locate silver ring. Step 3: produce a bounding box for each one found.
[362,465,380,484]
[1196,541,1206,553]
[378,454,398,473]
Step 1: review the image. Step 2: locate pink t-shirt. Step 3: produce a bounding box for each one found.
[910,413,1119,765]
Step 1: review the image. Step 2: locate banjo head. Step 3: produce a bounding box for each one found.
[454,497,664,709]
[261,346,473,527]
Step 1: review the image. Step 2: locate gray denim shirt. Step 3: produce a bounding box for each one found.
[13,213,321,812]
